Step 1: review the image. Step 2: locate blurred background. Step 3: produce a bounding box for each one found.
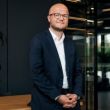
[0,0,110,110]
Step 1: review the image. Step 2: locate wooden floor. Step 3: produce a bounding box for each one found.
[0,94,31,110]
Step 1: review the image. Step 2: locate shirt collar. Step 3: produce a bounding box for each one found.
[49,28,65,42]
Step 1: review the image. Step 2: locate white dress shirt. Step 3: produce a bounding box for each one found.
[49,28,68,89]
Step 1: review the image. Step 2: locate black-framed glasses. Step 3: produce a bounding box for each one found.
[49,13,69,19]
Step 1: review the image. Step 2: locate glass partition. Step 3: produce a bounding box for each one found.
[97,34,110,110]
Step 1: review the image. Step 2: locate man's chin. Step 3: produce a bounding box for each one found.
[54,27,65,32]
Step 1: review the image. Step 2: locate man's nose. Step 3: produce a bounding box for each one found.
[59,15,64,20]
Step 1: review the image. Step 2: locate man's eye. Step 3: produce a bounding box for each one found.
[55,13,60,16]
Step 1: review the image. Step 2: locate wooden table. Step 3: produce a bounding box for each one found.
[0,94,31,110]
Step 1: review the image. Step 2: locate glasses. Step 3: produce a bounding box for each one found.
[49,13,69,19]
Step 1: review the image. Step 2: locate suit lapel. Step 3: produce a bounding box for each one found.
[64,38,70,76]
[46,30,62,68]
[45,30,71,76]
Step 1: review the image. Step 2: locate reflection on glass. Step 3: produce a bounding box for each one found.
[85,36,94,110]
[97,34,110,91]
[97,33,110,110]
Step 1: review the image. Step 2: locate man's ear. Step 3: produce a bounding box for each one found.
[47,15,50,22]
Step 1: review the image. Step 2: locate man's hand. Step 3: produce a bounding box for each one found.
[57,94,78,108]
[57,95,73,105]
[63,93,78,108]
[66,93,78,101]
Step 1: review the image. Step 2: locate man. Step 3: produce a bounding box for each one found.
[30,3,83,110]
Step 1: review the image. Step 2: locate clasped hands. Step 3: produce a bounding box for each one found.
[57,94,78,108]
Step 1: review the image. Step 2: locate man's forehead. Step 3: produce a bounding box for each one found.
[49,4,69,14]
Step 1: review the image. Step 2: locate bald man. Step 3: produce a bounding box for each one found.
[30,3,83,110]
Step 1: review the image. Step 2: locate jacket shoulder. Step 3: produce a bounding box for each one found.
[32,30,49,40]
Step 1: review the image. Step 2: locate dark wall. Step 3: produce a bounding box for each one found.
[0,0,61,95]
[0,0,8,95]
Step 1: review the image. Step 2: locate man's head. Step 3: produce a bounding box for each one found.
[47,3,69,32]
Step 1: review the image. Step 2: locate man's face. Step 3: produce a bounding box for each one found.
[47,4,69,31]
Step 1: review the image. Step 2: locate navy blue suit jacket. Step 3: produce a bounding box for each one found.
[30,30,83,110]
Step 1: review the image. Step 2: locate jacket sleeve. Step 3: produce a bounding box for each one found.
[72,42,83,97]
[30,36,61,100]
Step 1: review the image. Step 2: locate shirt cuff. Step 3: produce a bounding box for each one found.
[55,95,60,100]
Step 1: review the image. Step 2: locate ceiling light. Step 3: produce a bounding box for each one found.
[91,7,94,10]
